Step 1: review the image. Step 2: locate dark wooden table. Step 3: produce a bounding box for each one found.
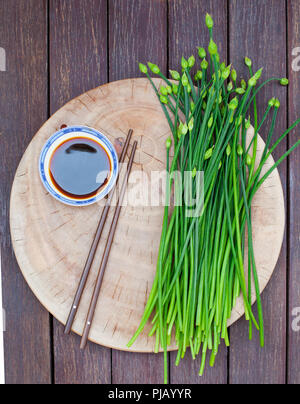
[0,0,299,384]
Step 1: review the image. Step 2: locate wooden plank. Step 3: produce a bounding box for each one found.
[50,0,108,112]
[112,351,165,384]
[54,327,111,384]
[109,0,167,384]
[0,0,51,384]
[229,0,287,384]
[287,0,300,385]
[168,0,228,384]
[49,0,111,384]
[109,0,168,82]
[168,0,228,71]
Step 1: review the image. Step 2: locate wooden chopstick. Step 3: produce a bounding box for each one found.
[80,140,138,349]
[64,129,133,335]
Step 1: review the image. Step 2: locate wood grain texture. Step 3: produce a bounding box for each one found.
[287,0,300,385]
[168,0,229,384]
[109,0,167,82]
[168,0,228,71]
[49,0,111,384]
[229,0,288,384]
[50,0,108,113]
[109,0,168,384]
[54,326,110,384]
[0,0,51,384]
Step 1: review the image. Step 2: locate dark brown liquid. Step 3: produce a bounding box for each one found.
[50,137,111,199]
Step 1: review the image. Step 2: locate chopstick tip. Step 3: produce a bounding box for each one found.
[80,339,87,350]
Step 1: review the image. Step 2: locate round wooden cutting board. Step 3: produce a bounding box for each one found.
[10,78,285,352]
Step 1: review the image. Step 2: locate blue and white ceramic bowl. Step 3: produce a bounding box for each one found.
[39,126,119,206]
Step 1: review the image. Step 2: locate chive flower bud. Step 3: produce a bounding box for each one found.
[274,98,280,108]
[220,62,226,72]
[181,57,188,69]
[181,123,188,135]
[178,121,188,137]
[208,115,214,128]
[244,57,252,67]
[204,147,214,160]
[227,82,233,91]
[139,63,148,74]
[181,73,188,86]
[248,76,257,87]
[201,58,208,70]
[222,67,231,80]
[172,83,178,94]
[177,122,183,137]
[188,55,195,68]
[202,101,207,110]
[160,95,168,104]
[208,39,218,55]
[160,86,168,96]
[246,154,252,166]
[194,70,203,81]
[245,117,251,129]
[235,87,245,94]
[268,97,275,107]
[226,144,231,156]
[198,47,206,59]
[215,53,220,63]
[254,68,263,80]
[148,62,160,74]
[228,97,238,110]
[236,115,243,127]
[237,144,243,155]
[166,85,172,94]
[190,101,195,112]
[209,86,215,95]
[169,70,181,81]
[188,117,194,131]
[241,79,246,90]
[187,84,191,93]
[205,13,214,29]
[192,167,197,178]
[231,69,237,82]
[280,78,289,86]
[166,137,172,149]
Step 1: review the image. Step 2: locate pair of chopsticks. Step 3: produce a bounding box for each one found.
[64,129,137,349]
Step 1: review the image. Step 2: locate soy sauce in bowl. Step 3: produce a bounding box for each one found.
[39,126,119,206]
[49,137,111,199]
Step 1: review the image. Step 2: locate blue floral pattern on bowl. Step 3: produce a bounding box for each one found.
[39,126,119,206]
